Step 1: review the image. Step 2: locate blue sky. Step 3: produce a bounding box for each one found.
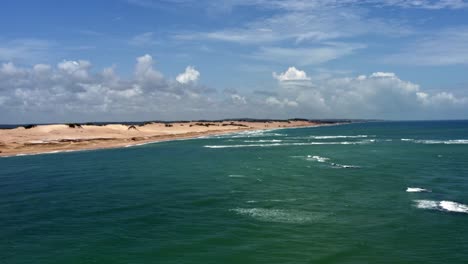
[0,0,468,123]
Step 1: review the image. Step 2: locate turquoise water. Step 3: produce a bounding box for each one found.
[1,121,468,263]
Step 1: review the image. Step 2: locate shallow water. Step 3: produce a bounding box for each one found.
[1,121,468,263]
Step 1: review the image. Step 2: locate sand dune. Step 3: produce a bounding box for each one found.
[0,120,321,157]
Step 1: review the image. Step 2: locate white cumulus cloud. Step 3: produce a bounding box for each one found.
[265,96,298,107]
[0,56,467,123]
[57,60,92,80]
[370,72,397,78]
[176,66,200,84]
[273,67,310,81]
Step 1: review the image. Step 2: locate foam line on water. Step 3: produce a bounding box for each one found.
[230,208,321,224]
[330,163,361,169]
[308,135,371,139]
[401,139,468,144]
[5,149,85,158]
[245,198,297,204]
[207,129,288,139]
[252,139,282,142]
[204,140,373,148]
[243,139,283,143]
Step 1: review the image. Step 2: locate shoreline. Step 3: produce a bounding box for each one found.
[0,120,335,158]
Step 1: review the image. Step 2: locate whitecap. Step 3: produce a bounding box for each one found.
[406,187,430,193]
[414,200,468,214]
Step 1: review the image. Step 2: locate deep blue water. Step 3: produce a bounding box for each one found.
[1,121,468,263]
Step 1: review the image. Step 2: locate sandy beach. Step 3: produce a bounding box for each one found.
[0,120,323,157]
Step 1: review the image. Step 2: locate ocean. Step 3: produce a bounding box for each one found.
[1,121,467,263]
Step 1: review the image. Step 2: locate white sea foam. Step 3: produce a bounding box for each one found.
[205,143,282,148]
[269,198,297,202]
[414,200,468,214]
[221,130,287,139]
[228,174,246,178]
[306,155,329,162]
[230,208,319,224]
[308,135,371,139]
[439,201,468,213]
[406,187,430,193]
[292,155,360,168]
[210,132,287,140]
[414,200,439,210]
[330,163,360,169]
[13,149,75,157]
[124,141,156,148]
[245,199,297,203]
[401,139,468,144]
[204,140,372,148]
[415,139,468,144]
[243,139,283,143]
